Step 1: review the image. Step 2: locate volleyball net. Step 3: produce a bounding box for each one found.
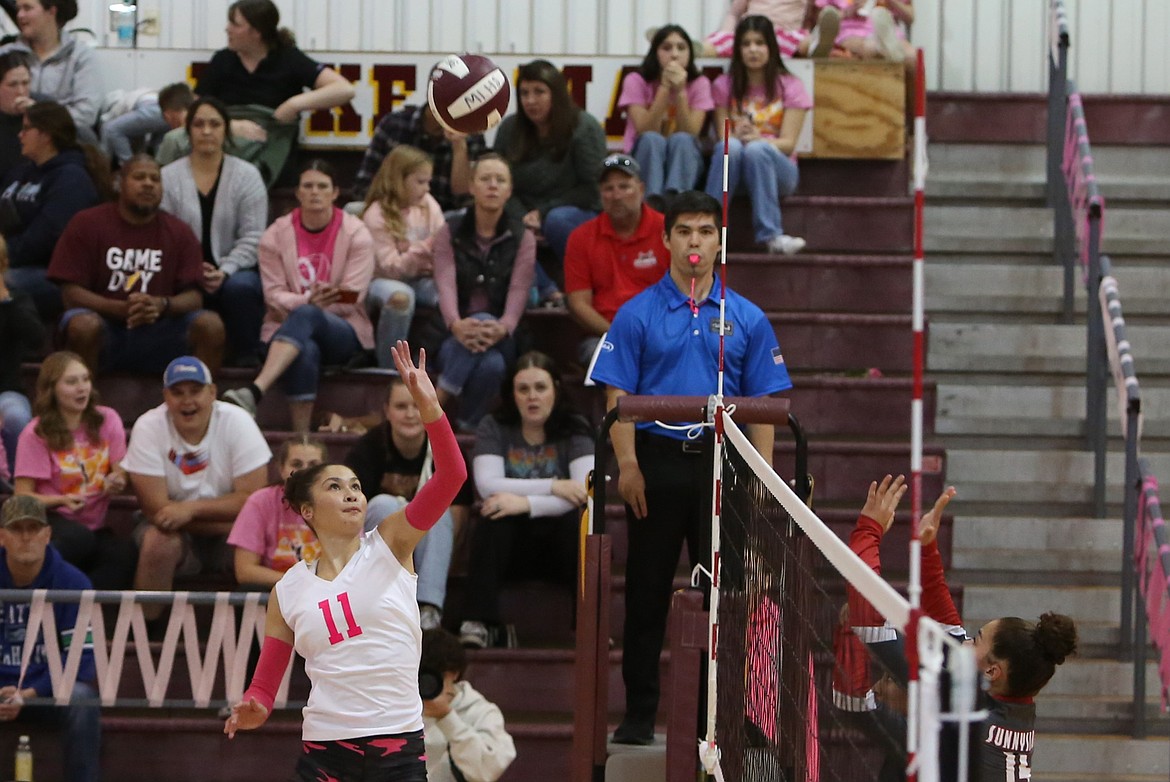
[707,412,980,782]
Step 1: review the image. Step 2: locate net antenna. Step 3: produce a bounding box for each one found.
[696,116,735,780]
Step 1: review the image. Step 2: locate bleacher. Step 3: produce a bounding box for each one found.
[0,56,962,780]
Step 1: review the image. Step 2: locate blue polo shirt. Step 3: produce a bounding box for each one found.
[591,271,792,439]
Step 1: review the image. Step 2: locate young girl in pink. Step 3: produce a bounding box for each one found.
[705,14,811,255]
[361,145,445,368]
[13,351,137,588]
[228,434,326,588]
[618,25,714,197]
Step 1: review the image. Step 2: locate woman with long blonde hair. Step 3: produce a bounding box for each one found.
[362,145,445,368]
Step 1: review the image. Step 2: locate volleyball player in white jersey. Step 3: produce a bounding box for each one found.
[224,340,466,782]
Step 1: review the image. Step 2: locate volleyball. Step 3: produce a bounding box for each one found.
[427,53,511,134]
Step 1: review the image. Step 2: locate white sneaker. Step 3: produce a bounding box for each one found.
[420,604,442,631]
[459,620,489,649]
[870,7,905,63]
[807,6,840,58]
[222,386,257,417]
[766,234,807,256]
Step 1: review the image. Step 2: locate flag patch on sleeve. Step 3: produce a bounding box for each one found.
[771,347,785,365]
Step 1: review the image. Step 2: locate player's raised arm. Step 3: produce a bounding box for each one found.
[379,341,467,563]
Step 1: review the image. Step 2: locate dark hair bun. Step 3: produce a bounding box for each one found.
[1034,612,1077,665]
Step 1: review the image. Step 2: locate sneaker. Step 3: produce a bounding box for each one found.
[459,620,489,649]
[870,7,905,63]
[612,715,655,745]
[766,234,807,256]
[807,6,840,58]
[419,604,442,631]
[222,386,258,417]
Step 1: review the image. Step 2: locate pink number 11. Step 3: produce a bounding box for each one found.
[317,592,364,645]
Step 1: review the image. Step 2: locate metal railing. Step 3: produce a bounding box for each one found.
[1046,0,1169,737]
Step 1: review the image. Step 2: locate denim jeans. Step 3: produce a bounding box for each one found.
[18,680,102,782]
[633,131,704,195]
[542,205,598,264]
[364,493,454,610]
[100,98,170,164]
[270,305,362,400]
[0,390,31,473]
[437,312,516,429]
[367,277,438,368]
[705,137,800,244]
[204,268,265,363]
[5,265,61,320]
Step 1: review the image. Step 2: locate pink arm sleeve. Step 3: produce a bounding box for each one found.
[499,230,536,334]
[405,415,468,531]
[243,635,293,714]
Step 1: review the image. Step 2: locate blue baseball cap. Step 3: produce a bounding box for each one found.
[163,356,213,388]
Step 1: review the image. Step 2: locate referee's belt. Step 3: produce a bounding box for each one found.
[636,429,710,455]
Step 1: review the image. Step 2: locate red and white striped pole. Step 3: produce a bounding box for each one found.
[907,46,928,782]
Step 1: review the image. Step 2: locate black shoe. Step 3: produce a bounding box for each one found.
[612,715,655,745]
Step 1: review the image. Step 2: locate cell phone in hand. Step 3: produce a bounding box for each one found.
[336,289,360,304]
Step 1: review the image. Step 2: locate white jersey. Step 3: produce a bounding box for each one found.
[276,528,423,741]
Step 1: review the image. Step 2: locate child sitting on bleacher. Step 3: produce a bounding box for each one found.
[12,351,137,589]
[361,145,445,369]
[228,434,324,588]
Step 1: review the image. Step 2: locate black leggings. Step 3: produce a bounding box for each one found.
[47,513,138,590]
[292,729,426,782]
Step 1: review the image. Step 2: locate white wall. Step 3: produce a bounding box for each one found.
[13,0,1166,95]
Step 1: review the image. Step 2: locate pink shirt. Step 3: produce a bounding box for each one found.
[227,483,320,572]
[14,406,127,530]
[617,71,715,153]
[362,195,445,281]
[292,208,344,292]
[711,72,812,138]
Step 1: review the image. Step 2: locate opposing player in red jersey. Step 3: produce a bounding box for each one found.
[224,340,467,782]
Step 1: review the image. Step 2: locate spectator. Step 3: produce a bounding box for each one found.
[0,51,34,180]
[0,235,43,478]
[228,434,325,588]
[50,154,226,376]
[361,145,445,368]
[421,628,516,782]
[352,72,486,211]
[159,0,356,186]
[100,81,194,166]
[1,101,109,319]
[822,0,915,65]
[13,351,138,589]
[123,355,271,620]
[222,159,374,432]
[564,154,671,365]
[0,495,101,782]
[494,59,606,281]
[0,0,103,140]
[619,25,714,198]
[161,96,268,368]
[590,190,792,744]
[698,0,836,59]
[345,376,473,631]
[459,351,592,649]
[433,153,536,431]
[705,14,810,256]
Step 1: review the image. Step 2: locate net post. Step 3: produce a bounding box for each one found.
[701,397,726,777]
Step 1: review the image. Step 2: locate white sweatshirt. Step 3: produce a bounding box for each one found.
[423,681,517,782]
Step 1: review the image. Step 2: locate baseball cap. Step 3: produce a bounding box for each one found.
[1,495,48,528]
[599,153,641,181]
[163,356,213,388]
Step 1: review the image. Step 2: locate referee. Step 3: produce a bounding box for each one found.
[591,189,792,745]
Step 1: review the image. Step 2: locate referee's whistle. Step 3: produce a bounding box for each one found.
[687,253,700,265]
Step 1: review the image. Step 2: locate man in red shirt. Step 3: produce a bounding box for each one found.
[563,154,671,366]
[48,154,224,374]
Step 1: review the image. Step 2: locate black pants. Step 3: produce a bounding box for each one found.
[292,729,426,781]
[48,513,139,590]
[621,431,713,722]
[465,509,579,625]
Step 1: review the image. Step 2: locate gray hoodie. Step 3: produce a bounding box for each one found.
[0,29,102,131]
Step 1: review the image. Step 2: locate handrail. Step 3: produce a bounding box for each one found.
[1046,0,1165,737]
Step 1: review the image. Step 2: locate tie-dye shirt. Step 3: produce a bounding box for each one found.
[228,483,320,573]
[711,71,812,139]
[14,406,127,530]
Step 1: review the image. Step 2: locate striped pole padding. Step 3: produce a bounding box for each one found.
[1061,90,1105,279]
[1098,271,1142,436]
[1135,467,1170,708]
